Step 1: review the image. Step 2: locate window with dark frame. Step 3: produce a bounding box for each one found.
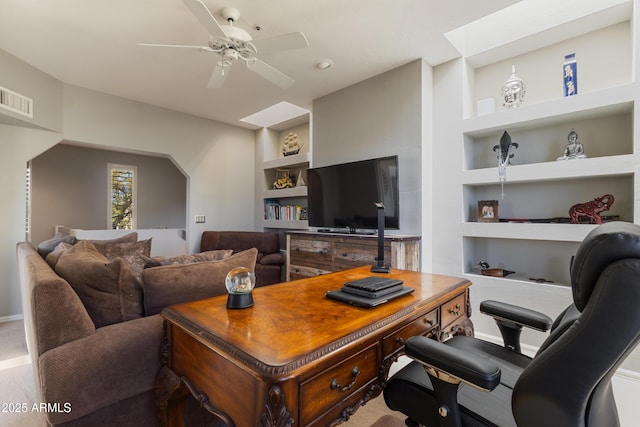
[109,164,136,230]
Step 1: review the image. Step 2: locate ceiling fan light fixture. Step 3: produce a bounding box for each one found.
[223,49,239,60]
[220,24,252,42]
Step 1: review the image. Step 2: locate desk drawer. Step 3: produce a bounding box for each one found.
[300,344,379,425]
[383,310,438,357]
[441,293,466,329]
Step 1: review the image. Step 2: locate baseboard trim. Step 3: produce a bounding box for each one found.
[0,314,23,323]
[475,332,640,382]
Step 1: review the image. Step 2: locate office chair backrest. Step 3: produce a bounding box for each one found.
[512,222,640,427]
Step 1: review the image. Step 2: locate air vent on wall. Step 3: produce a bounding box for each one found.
[0,85,33,118]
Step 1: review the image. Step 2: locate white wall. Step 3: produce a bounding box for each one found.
[1,79,256,318]
[60,84,256,252]
[0,124,63,319]
[312,60,426,237]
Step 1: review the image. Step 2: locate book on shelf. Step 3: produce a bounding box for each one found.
[264,199,307,221]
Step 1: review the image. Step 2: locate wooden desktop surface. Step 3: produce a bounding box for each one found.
[160,266,471,426]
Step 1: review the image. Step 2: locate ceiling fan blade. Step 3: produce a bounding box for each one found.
[137,43,212,51]
[207,64,230,89]
[182,0,227,39]
[246,58,294,89]
[252,32,309,54]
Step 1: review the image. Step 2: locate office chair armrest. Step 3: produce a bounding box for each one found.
[405,336,501,391]
[480,300,552,332]
[480,300,553,353]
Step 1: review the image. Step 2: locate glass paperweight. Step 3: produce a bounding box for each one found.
[225,267,256,309]
[501,66,526,109]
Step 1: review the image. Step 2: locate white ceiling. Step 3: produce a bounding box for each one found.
[0,0,519,129]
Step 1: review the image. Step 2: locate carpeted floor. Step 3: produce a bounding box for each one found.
[0,319,406,427]
[0,320,44,427]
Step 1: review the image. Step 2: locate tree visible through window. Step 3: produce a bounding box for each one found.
[109,164,136,230]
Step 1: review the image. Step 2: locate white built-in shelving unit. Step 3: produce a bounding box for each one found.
[453,0,638,289]
[256,113,311,230]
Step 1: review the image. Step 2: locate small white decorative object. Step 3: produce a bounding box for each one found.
[296,170,306,187]
[282,132,302,156]
[501,66,526,109]
[477,98,496,116]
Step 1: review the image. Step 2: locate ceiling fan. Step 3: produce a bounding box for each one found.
[139,0,309,89]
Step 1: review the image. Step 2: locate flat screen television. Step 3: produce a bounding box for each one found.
[306,155,399,232]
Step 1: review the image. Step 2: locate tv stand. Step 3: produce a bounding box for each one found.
[286,231,420,281]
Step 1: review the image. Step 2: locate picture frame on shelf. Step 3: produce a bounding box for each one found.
[478,200,499,222]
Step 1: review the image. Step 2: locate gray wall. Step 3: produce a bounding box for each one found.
[1,49,256,319]
[312,60,426,236]
[0,49,63,131]
[31,143,187,245]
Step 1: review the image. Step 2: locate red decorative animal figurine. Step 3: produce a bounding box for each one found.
[569,194,614,224]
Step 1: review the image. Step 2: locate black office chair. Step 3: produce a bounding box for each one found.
[384,221,640,427]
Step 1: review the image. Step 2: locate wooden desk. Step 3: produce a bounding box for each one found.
[159,266,472,427]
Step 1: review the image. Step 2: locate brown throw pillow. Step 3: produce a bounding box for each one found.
[91,239,152,279]
[92,238,152,259]
[44,242,73,269]
[142,248,258,315]
[55,241,144,328]
[84,232,138,244]
[142,249,233,268]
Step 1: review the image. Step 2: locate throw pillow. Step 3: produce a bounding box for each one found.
[92,238,152,259]
[37,233,78,258]
[142,249,233,268]
[84,232,138,244]
[91,238,152,279]
[142,248,258,315]
[55,241,144,328]
[44,242,73,269]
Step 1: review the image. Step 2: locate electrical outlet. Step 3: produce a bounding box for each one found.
[194,215,206,224]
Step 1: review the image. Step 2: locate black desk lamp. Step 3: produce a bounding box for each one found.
[371,202,390,273]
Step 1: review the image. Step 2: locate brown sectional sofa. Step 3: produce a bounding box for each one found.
[17,233,259,426]
[200,231,284,286]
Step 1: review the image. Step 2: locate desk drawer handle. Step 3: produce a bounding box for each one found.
[449,304,461,316]
[330,367,360,392]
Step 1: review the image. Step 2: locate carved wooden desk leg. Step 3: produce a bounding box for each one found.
[157,365,188,427]
[258,386,293,427]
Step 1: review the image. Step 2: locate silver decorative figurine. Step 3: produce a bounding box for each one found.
[557,128,586,160]
[501,66,526,109]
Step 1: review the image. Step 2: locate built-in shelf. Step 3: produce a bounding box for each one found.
[462,222,597,242]
[263,219,309,230]
[456,10,637,290]
[462,84,635,137]
[262,152,311,170]
[263,186,307,199]
[462,154,635,185]
[257,118,311,231]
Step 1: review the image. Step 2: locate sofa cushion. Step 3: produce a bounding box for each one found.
[55,241,144,328]
[142,249,233,268]
[37,233,78,258]
[142,248,258,315]
[200,231,280,257]
[260,252,285,266]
